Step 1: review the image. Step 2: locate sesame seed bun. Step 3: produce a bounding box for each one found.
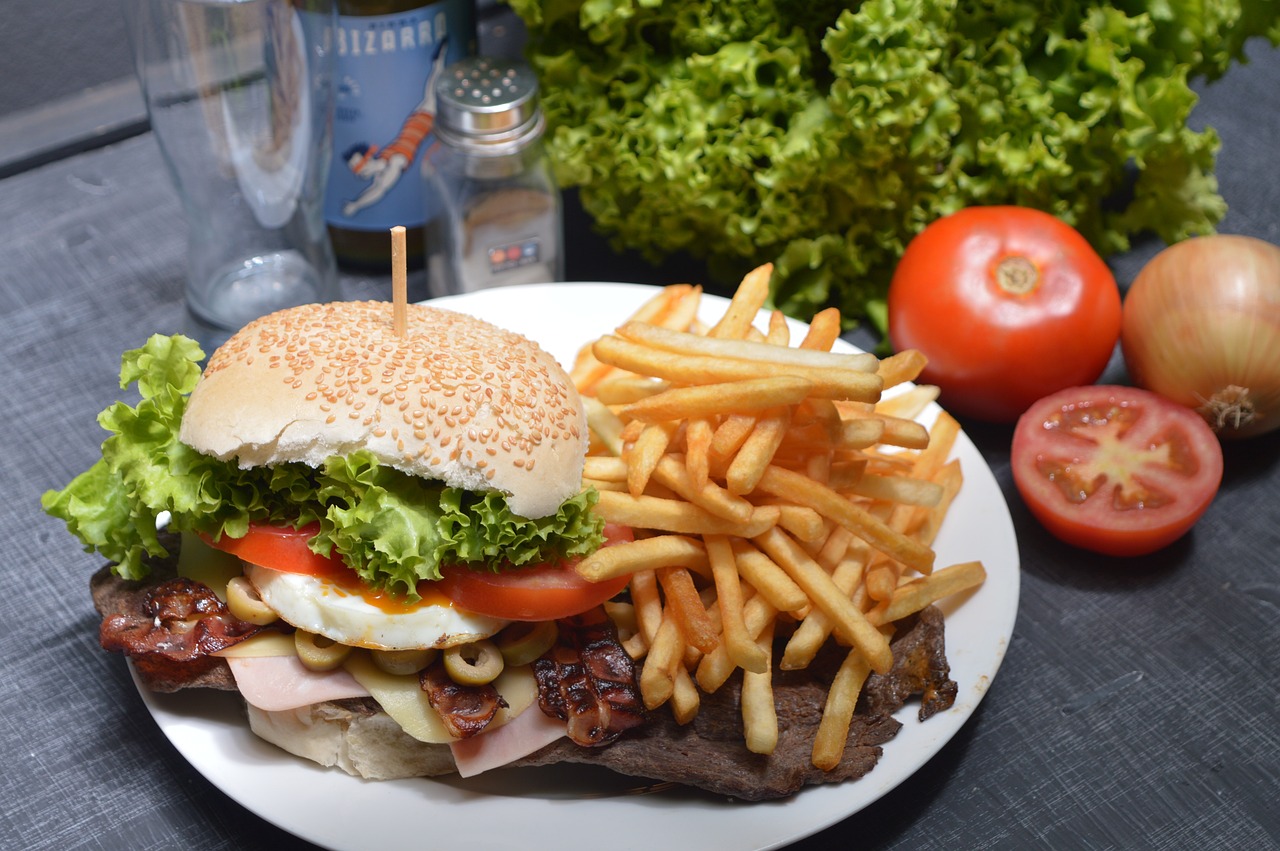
[179,301,589,519]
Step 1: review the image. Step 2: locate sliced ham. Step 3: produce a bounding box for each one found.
[450,704,567,778]
[227,654,369,712]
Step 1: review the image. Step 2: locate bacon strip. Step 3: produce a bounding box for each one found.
[99,577,262,684]
[533,608,646,746]
[420,661,505,739]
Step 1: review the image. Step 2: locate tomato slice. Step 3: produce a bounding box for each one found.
[208,521,634,620]
[434,524,635,621]
[1011,386,1223,556]
[204,522,354,581]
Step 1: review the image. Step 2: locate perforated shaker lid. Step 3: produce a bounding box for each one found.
[434,57,544,153]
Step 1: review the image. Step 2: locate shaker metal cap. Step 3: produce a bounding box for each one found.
[435,57,544,152]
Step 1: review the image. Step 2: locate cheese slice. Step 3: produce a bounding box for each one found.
[343,653,540,745]
[214,632,296,658]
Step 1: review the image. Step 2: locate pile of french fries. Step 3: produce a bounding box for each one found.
[570,264,986,770]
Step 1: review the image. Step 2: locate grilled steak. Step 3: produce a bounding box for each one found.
[513,608,951,800]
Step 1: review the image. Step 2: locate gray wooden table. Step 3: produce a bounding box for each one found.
[2,40,1278,851]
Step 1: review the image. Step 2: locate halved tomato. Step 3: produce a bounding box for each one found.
[434,524,635,621]
[1011,386,1223,556]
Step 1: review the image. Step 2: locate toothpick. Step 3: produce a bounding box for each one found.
[391,226,408,338]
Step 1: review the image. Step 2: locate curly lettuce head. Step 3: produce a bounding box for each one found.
[508,0,1280,333]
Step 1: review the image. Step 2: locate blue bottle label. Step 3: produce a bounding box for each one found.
[325,1,472,232]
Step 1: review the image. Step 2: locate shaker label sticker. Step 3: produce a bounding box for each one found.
[488,238,542,274]
[325,0,471,232]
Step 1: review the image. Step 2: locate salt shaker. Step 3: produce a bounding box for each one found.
[425,57,563,296]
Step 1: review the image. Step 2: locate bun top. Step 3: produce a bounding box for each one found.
[180,301,588,519]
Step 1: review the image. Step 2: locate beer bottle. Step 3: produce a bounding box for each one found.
[326,0,476,271]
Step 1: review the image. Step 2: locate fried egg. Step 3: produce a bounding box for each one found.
[245,564,507,651]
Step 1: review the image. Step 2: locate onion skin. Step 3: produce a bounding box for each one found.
[1121,235,1280,439]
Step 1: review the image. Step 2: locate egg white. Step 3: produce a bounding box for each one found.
[245,564,507,651]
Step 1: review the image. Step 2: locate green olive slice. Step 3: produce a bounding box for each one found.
[495,620,557,667]
[371,647,438,676]
[294,630,352,671]
[443,639,504,685]
[225,576,279,626]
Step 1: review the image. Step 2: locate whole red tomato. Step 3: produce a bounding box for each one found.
[887,206,1122,423]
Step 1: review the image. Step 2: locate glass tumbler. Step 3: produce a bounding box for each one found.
[122,0,341,350]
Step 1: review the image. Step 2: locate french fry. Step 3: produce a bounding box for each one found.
[576,535,708,583]
[913,411,961,480]
[816,525,855,571]
[623,377,814,422]
[876,348,928,390]
[825,460,868,492]
[706,535,769,674]
[670,667,701,724]
[766,310,791,346]
[622,631,648,660]
[572,283,701,393]
[684,417,714,488]
[658,566,719,654]
[695,592,778,692]
[742,618,778,755]
[811,648,872,770]
[726,407,791,495]
[864,564,899,603]
[710,414,757,460]
[595,490,780,538]
[626,421,675,497]
[729,538,808,614]
[583,478,628,493]
[837,418,887,449]
[709,263,772,339]
[875,384,940,420]
[773,504,826,544]
[594,375,670,405]
[799,307,842,352]
[869,560,988,626]
[629,568,663,645]
[584,397,625,456]
[582,455,628,482]
[754,527,893,674]
[614,321,877,373]
[844,473,945,508]
[591,335,883,402]
[619,418,646,444]
[756,465,935,575]
[781,550,869,670]
[652,455,755,523]
[914,460,963,546]
[640,614,685,709]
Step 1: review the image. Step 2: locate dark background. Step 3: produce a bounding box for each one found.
[1,4,1277,851]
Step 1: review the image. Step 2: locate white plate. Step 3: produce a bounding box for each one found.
[137,282,1020,851]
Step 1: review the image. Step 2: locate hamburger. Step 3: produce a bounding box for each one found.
[46,298,959,800]
[45,301,644,774]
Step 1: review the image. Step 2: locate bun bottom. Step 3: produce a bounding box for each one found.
[246,701,458,780]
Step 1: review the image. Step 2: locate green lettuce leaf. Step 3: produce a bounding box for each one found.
[43,335,605,597]
[506,0,1280,334]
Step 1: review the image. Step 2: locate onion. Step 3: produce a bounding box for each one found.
[1121,234,1280,439]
